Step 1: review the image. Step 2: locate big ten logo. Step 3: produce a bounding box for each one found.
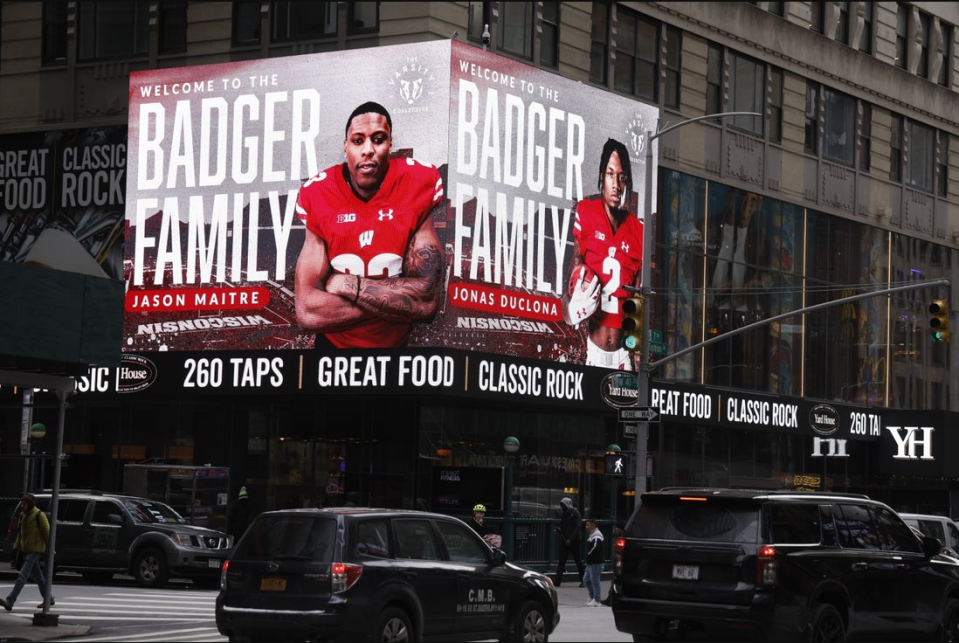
[77,367,112,393]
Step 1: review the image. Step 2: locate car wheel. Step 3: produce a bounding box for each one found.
[81,571,114,585]
[808,603,845,642]
[373,606,413,642]
[504,600,549,643]
[133,548,169,588]
[941,598,959,642]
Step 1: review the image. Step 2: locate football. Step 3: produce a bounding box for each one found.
[568,264,597,296]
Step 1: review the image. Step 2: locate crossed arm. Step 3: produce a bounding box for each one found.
[294,217,444,334]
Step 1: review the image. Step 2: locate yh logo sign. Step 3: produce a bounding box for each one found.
[886,426,934,460]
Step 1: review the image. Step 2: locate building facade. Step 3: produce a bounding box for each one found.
[0,2,957,530]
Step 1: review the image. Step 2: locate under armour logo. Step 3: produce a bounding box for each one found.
[359,230,374,248]
[378,209,394,221]
[621,241,630,253]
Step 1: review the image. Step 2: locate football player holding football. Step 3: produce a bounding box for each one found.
[562,138,643,370]
[294,101,445,348]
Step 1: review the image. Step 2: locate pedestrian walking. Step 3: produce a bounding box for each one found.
[583,519,605,607]
[1,493,52,611]
[554,497,585,586]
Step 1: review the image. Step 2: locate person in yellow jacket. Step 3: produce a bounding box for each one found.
[1,493,52,611]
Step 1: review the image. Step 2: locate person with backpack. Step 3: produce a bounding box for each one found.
[1,493,52,611]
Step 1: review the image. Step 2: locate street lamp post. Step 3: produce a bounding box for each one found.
[633,112,760,506]
[29,423,46,492]
[502,436,520,559]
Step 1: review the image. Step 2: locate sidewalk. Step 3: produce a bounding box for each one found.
[0,613,89,642]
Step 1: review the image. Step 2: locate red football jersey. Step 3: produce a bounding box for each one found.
[296,157,444,347]
[572,199,643,329]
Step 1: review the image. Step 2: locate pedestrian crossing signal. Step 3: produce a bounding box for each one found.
[620,296,644,353]
[930,299,949,343]
[605,452,626,476]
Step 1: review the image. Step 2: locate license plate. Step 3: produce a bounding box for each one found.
[672,564,699,580]
[260,577,287,591]
[208,559,222,569]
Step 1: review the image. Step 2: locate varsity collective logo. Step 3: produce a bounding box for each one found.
[389,57,435,106]
[626,113,648,159]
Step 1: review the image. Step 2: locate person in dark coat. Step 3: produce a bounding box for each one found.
[554,497,585,586]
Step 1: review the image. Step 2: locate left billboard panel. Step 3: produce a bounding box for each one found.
[0,126,126,279]
[124,41,452,351]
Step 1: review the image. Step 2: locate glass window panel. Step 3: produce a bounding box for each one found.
[540,2,560,68]
[769,68,783,143]
[159,0,187,54]
[348,2,378,34]
[896,4,908,69]
[42,1,69,64]
[467,1,487,42]
[837,2,849,44]
[805,82,819,154]
[859,1,873,53]
[907,120,935,191]
[233,1,261,45]
[497,1,533,59]
[859,103,872,170]
[918,12,930,78]
[78,1,150,61]
[271,2,337,41]
[939,23,952,86]
[706,44,722,115]
[729,53,763,135]
[890,115,903,182]
[823,88,855,166]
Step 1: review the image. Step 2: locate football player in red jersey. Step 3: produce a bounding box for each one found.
[562,138,643,370]
[294,101,445,348]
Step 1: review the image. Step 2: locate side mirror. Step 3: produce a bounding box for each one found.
[491,548,507,567]
[922,535,943,558]
[108,513,124,525]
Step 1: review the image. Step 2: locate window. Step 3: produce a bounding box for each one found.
[614,7,658,102]
[91,500,121,525]
[354,520,390,559]
[858,103,872,170]
[159,0,187,54]
[874,508,922,553]
[78,1,150,61]
[498,1,534,59]
[858,1,873,53]
[42,1,69,65]
[233,1,261,46]
[663,25,682,110]
[540,2,559,68]
[59,499,89,523]
[728,52,763,136]
[395,520,441,560]
[766,504,824,544]
[271,2,337,42]
[939,22,952,87]
[834,504,880,550]
[918,11,931,79]
[347,2,377,35]
[823,87,855,166]
[805,82,819,155]
[836,2,850,45]
[768,2,785,18]
[810,2,824,34]
[896,4,908,69]
[589,2,609,84]
[769,67,784,143]
[890,114,903,182]
[436,520,488,564]
[938,132,949,197]
[706,43,722,115]
[907,120,935,192]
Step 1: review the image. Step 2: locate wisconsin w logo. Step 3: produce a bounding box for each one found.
[359,230,374,248]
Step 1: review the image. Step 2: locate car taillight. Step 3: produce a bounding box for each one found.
[613,537,626,576]
[331,562,362,593]
[220,559,229,591]
[757,544,778,586]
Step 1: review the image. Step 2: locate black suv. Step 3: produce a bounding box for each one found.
[216,508,560,642]
[611,488,959,642]
[32,491,232,588]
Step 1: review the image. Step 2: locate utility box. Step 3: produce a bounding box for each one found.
[123,463,230,532]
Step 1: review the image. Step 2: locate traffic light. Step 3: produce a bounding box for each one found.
[930,299,950,342]
[621,296,645,353]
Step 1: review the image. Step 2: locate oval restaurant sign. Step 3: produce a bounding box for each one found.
[600,372,638,408]
[809,403,840,436]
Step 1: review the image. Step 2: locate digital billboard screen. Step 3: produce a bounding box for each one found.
[124,40,658,370]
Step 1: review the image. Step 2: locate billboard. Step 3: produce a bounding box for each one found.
[124,40,658,368]
[0,126,126,279]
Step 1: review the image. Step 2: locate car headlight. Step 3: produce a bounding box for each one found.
[169,532,198,547]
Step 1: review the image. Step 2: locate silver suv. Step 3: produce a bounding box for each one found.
[33,491,232,588]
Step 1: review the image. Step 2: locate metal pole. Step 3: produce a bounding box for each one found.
[37,386,72,625]
[504,453,515,559]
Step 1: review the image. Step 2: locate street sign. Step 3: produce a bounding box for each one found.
[622,423,639,436]
[618,407,660,422]
[650,341,667,355]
